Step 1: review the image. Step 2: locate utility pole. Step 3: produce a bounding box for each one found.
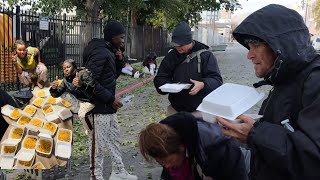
[212,0,216,46]
[304,0,309,23]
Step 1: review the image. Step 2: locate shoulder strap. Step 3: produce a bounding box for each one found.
[182,49,208,73]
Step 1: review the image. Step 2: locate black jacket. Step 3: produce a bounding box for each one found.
[233,4,320,180]
[160,112,248,180]
[154,41,222,112]
[83,39,124,114]
[49,69,94,103]
[0,89,17,139]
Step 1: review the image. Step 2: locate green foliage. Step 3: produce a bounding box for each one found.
[314,0,320,28]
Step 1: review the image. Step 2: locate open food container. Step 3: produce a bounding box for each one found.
[1,145,17,157]
[57,108,73,121]
[55,128,72,159]
[32,97,45,108]
[45,112,60,122]
[197,83,265,121]
[159,83,192,93]
[0,157,15,169]
[60,99,72,108]
[46,96,61,105]
[23,105,37,117]
[16,114,32,126]
[56,128,72,143]
[28,117,45,129]
[36,135,53,156]
[35,89,49,98]
[1,105,22,120]
[21,135,38,150]
[42,121,58,136]
[32,162,45,169]
[42,104,55,115]
[6,125,25,143]
[15,155,35,169]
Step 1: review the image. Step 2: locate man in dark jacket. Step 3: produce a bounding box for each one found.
[154,22,222,117]
[139,112,248,180]
[0,89,17,139]
[217,4,320,180]
[83,20,137,180]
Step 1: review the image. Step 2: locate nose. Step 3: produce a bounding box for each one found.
[247,49,255,60]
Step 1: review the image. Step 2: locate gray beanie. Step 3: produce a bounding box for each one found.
[171,22,192,46]
[104,20,126,42]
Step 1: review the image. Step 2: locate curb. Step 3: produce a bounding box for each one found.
[115,76,155,98]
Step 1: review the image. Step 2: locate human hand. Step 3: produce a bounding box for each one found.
[51,76,59,89]
[115,49,123,60]
[72,72,82,87]
[112,99,123,110]
[189,79,204,95]
[216,114,255,143]
[11,52,17,63]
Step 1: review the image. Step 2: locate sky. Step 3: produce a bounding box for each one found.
[233,0,303,16]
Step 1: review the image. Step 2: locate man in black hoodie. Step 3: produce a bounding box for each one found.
[83,20,137,180]
[217,4,320,180]
[154,22,222,117]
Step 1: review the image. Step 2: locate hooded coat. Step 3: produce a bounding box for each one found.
[154,41,223,112]
[233,4,320,180]
[83,38,125,114]
[160,112,248,180]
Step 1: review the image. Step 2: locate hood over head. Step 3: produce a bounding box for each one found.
[233,4,317,86]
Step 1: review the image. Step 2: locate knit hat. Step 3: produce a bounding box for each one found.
[171,22,193,46]
[104,20,126,42]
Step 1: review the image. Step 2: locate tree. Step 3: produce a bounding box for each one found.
[314,0,320,28]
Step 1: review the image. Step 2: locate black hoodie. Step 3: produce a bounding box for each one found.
[83,38,125,114]
[233,4,320,180]
[154,40,223,112]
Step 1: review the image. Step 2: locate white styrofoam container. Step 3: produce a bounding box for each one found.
[159,83,192,93]
[57,108,72,121]
[0,156,15,169]
[1,145,17,157]
[45,112,60,122]
[21,135,38,150]
[16,114,32,126]
[1,105,22,120]
[60,99,72,108]
[36,136,53,156]
[46,96,61,105]
[15,154,35,168]
[23,105,37,117]
[34,88,50,98]
[197,83,265,121]
[56,128,72,143]
[27,117,45,129]
[42,121,58,135]
[7,126,25,142]
[42,104,55,115]
[15,148,35,162]
[55,141,71,159]
[32,97,46,108]
[32,162,45,169]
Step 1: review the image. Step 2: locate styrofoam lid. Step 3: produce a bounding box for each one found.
[55,142,71,159]
[25,124,39,132]
[159,83,192,93]
[197,83,265,120]
[0,156,15,169]
[1,139,20,146]
[15,149,35,161]
[45,112,60,122]
[39,128,53,138]
[58,108,73,121]
[1,105,14,117]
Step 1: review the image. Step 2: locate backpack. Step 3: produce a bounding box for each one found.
[181,49,208,73]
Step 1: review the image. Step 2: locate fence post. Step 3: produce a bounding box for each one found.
[100,18,103,38]
[15,6,21,90]
[63,13,67,60]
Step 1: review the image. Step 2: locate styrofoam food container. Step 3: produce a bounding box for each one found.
[159,83,192,93]
[58,108,72,121]
[42,104,55,115]
[27,117,45,129]
[46,96,61,105]
[45,112,60,122]
[32,162,45,169]
[56,128,72,143]
[15,148,35,162]
[16,114,32,126]
[7,125,25,142]
[197,83,265,121]
[0,156,15,169]
[32,97,45,107]
[21,135,38,150]
[22,105,37,117]
[1,105,22,120]
[1,145,17,157]
[34,88,50,98]
[60,99,72,108]
[55,141,71,159]
[15,154,35,168]
[42,121,58,135]
[36,136,53,156]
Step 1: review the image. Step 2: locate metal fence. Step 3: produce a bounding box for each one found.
[1,6,168,91]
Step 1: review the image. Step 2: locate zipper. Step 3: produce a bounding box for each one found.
[261,87,274,122]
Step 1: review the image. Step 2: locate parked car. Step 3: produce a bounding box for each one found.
[312,36,320,52]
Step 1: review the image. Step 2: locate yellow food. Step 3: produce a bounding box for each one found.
[43,122,57,134]
[33,98,44,107]
[17,116,31,125]
[37,91,45,98]
[30,118,43,127]
[10,109,21,119]
[11,128,23,139]
[47,97,57,104]
[34,163,43,169]
[58,130,71,142]
[23,137,37,149]
[3,146,16,153]
[42,105,53,114]
[24,106,36,115]
[37,139,52,153]
[57,79,63,85]
[61,100,71,107]
[18,157,34,167]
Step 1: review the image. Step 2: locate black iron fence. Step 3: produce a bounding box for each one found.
[0,6,168,91]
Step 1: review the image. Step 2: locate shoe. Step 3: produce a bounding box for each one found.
[109,171,138,180]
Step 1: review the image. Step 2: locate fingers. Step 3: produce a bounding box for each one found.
[76,72,79,77]
[55,75,58,81]
[216,116,236,130]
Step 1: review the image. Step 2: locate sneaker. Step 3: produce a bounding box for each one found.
[109,171,138,180]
